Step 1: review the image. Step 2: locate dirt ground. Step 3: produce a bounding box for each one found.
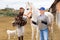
[0,16,60,40]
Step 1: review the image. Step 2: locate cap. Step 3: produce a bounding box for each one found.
[39,7,45,10]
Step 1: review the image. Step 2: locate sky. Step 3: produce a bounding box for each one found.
[0,0,55,10]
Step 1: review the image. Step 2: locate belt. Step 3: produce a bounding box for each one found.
[32,21,37,25]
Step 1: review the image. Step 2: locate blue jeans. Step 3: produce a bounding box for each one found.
[40,28,48,40]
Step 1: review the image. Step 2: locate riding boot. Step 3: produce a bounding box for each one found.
[20,36,23,40]
[18,37,21,40]
[21,36,23,40]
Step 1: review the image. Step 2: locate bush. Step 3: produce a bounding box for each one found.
[0,13,4,16]
[4,12,18,17]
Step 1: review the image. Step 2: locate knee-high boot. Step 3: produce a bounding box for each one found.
[21,36,23,40]
[18,37,21,40]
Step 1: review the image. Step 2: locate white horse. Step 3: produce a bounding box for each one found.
[45,12,54,32]
[24,2,40,40]
[25,2,54,40]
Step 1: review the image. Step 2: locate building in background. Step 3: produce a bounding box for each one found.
[49,0,60,28]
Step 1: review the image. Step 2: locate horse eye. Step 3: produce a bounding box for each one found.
[27,8,29,10]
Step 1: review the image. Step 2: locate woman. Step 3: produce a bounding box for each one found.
[13,7,27,40]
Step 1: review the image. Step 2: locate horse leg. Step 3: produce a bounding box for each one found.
[31,26,35,40]
[36,27,39,40]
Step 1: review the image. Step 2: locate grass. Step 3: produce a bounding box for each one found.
[0,16,60,40]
